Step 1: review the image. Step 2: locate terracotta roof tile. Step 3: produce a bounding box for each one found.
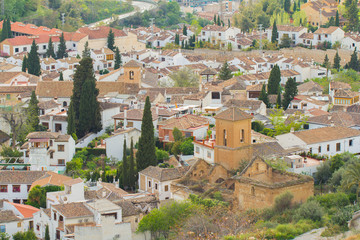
[52,202,93,218]
[158,114,209,130]
[0,210,19,223]
[214,107,253,121]
[0,171,46,184]
[77,26,127,39]
[139,166,190,181]
[6,202,39,218]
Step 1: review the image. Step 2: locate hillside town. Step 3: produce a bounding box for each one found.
[1,0,360,239]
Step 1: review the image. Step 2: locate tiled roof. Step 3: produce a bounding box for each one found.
[63,178,83,186]
[307,112,360,127]
[225,99,263,110]
[297,81,323,94]
[314,26,340,34]
[0,171,46,184]
[269,25,306,32]
[139,166,190,181]
[7,202,40,218]
[77,26,127,39]
[347,104,360,113]
[0,85,36,94]
[0,210,19,223]
[38,100,60,110]
[293,126,360,144]
[99,102,121,111]
[0,21,61,36]
[202,25,228,32]
[334,89,358,98]
[30,172,73,190]
[112,108,158,121]
[330,81,351,90]
[52,202,93,218]
[2,32,87,46]
[214,107,253,121]
[158,114,209,130]
[123,60,142,68]
[200,68,217,75]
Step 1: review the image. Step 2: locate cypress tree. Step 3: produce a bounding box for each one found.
[348,49,359,71]
[129,138,136,190]
[284,0,291,13]
[219,61,233,80]
[22,56,27,72]
[335,10,339,27]
[293,1,297,12]
[46,37,55,58]
[259,84,270,108]
[114,47,121,70]
[228,18,231,27]
[276,86,282,108]
[27,91,40,131]
[175,33,180,45]
[82,41,90,58]
[67,102,76,135]
[323,54,329,68]
[27,40,41,76]
[271,20,278,43]
[56,33,67,59]
[107,29,115,51]
[6,17,11,38]
[181,40,184,49]
[347,0,359,32]
[122,139,128,189]
[213,15,217,24]
[59,72,64,81]
[333,51,341,70]
[217,15,221,26]
[282,77,298,110]
[183,25,187,36]
[0,18,8,42]
[136,96,156,171]
[268,64,281,94]
[45,225,50,240]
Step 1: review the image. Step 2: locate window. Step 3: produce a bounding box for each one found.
[58,145,64,152]
[185,132,191,138]
[15,48,19,53]
[126,121,134,128]
[251,186,255,196]
[195,147,200,154]
[148,181,151,188]
[155,183,158,190]
[13,185,20,192]
[27,185,31,192]
[349,139,353,146]
[54,212,57,220]
[43,45,46,50]
[207,151,211,158]
[36,224,39,230]
[129,71,134,80]
[240,129,244,143]
[50,152,54,159]
[336,143,341,152]
[164,185,169,192]
[223,129,227,146]
[211,92,220,99]
[309,148,312,154]
[13,199,20,203]
[23,47,27,52]
[218,33,221,36]
[318,146,321,153]
[0,225,5,233]
[0,185,7,192]
[327,144,330,151]
[58,159,65,166]
[18,222,22,228]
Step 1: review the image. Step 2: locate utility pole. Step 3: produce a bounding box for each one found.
[258,24,263,51]
[150,18,154,48]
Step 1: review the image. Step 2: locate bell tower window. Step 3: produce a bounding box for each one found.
[129,71,134,80]
[223,129,227,146]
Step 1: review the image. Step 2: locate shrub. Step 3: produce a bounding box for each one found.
[331,205,360,227]
[273,191,294,213]
[295,201,324,222]
[211,191,223,201]
[311,192,350,209]
[321,224,342,237]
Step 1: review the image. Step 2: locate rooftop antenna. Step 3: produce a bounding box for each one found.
[258,24,263,51]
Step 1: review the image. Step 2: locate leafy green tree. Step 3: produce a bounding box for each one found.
[107,29,115,51]
[259,84,270,108]
[342,161,360,204]
[26,91,40,132]
[335,10,339,27]
[82,41,90,58]
[129,138,136,190]
[347,0,359,32]
[78,70,102,138]
[169,67,199,87]
[271,20,278,43]
[295,201,324,222]
[46,37,55,58]
[27,185,62,208]
[333,51,341,70]
[219,61,233,80]
[45,225,50,240]
[114,47,122,70]
[279,34,291,48]
[183,25,187,36]
[136,96,156,171]
[0,233,9,240]
[348,49,359,71]
[173,127,183,142]
[56,33,67,59]
[122,139,129,189]
[27,40,41,76]
[22,56,27,72]
[282,77,298,110]
[251,121,265,132]
[180,138,194,155]
[268,64,281,94]
[315,161,332,186]
[59,72,64,81]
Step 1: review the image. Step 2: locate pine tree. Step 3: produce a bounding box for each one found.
[348,49,359,71]
[122,139,128,189]
[27,40,41,76]
[219,61,233,80]
[323,54,329,68]
[77,71,102,138]
[175,33,180,45]
[136,96,156,171]
[183,25,187,36]
[45,225,50,240]
[267,64,281,94]
[347,0,359,32]
[271,20,278,43]
[114,47,121,70]
[333,51,341,70]
[46,37,55,58]
[129,138,136,190]
[22,56,27,72]
[56,33,67,59]
[82,41,90,58]
[26,91,40,132]
[59,72,64,81]
[335,10,339,27]
[276,86,282,108]
[282,77,298,110]
[284,0,291,13]
[259,84,270,108]
[107,29,115,51]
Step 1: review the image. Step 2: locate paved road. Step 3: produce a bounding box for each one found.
[87,1,156,27]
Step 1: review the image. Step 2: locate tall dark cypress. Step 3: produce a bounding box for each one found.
[0,18,8,42]
[182,25,187,36]
[136,96,156,171]
[46,37,56,58]
[56,33,67,59]
[129,138,136,190]
[268,64,281,94]
[335,10,339,27]
[271,20,278,43]
[59,72,64,81]
[27,40,41,76]
[333,51,341,70]
[259,84,270,108]
[22,56,27,72]
[276,86,282,108]
[6,17,11,38]
[26,91,40,131]
[67,101,76,136]
[107,29,115,51]
[282,77,298,110]
[348,49,359,71]
[114,47,121,70]
[122,139,128,189]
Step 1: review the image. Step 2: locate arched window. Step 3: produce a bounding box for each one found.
[63,101,67,107]
[251,186,255,196]
[223,129,227,146]
[129,71,134,80]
